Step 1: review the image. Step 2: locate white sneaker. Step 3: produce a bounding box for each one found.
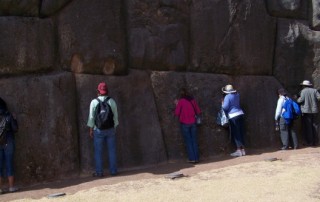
[241,149,246,156]
[9,187,19,192]
[230,150,242,157]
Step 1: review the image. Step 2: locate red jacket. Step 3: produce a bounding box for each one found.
[175,97,201,124]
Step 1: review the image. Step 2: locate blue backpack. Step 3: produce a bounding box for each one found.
[282,98,301,124]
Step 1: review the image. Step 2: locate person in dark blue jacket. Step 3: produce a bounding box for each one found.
[0,97,18,194]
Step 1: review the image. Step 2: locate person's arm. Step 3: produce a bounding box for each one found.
[108,98,119,128]
[222,95,230,112]
[275,97,284,121]
[316,89,320,101]
[9,113,18,133]
[87,100,97,137]
[89,128,93,138]
[297,90,305,104]
[191,99,201,115]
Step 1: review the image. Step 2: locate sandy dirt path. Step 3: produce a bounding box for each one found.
[2,147,320,202]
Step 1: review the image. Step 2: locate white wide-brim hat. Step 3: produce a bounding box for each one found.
[300,80,313,86]
[222,84,237,94]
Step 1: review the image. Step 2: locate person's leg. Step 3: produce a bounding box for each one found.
[189,124,199,162]
[181,124,195,161]
[106,128,117,175]
[0,148,4,193]
[229,117,242,157]
[4,139,17,191]
[311,114,318,145]
[237,115,246,155]
[279,118,289,149]
[302,114,313,145]
[93,129,105,176]
[288,122,298,149]
[231,116,245,148]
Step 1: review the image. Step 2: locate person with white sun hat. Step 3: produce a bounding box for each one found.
[221,84,246,157]
[296,80,320,146]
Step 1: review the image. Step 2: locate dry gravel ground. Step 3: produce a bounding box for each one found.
[2,147,320,202]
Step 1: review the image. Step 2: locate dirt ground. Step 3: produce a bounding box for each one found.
[2,147,320,202]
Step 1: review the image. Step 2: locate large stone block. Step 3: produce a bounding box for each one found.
[151,71,282,161]
[0,72,79,183]
[190,0,276,75]
[0,17,55,75]
[57,0,127,75]
[40,0,72,17]
[76,70,166,173]
[127,0,189,71]
[311,0,320,31]
[265,0,308,19]
[0,0,72,17]
[273,19,316,94]
[0,0,39,17]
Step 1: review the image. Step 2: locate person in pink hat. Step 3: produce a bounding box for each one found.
[87,82,119,177]
[296,80,320,146]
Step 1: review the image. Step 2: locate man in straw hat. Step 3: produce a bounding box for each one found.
[296,80,320,146]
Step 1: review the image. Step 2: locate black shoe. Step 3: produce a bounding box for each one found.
[92,173,104,178]
[280,146,288,150]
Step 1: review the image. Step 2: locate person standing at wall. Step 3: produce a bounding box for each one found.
[87,82,119,177]
[296,80,320,146]
[174,88,201,163]
[275,88,298,150]
[221,84,246,157]
[0,97,18,194]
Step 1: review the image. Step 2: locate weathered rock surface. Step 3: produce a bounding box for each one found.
[190,0,276,75]
[57,0,127,75]
[311,0,320,30]
[40,0,72,17]
[0,72,79,183]
[0,0,72,17]
[0,17,55,75]
[127,0,189,71]
[266,0,308,19]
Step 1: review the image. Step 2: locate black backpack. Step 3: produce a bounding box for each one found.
[94,97,114,130]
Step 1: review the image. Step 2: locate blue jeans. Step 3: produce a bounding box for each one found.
[180,123,199,161]
[94,128,117,175]
[229,115,245,148]
[0,138,15,177]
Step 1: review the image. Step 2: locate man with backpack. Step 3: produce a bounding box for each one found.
[87,82,119,177]
[296,80,320,146]
[275,88,299,150]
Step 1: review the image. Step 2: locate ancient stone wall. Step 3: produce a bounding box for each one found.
[0,0,319,184]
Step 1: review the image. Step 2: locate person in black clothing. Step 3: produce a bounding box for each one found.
[0,97,18,194]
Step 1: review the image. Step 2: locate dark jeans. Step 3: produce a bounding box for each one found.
[279,117,298,149]
[0,138,15,177]
[180,123,199,162]
[301,113,319,146]
[229,115,245,148]
[93,128,117,175]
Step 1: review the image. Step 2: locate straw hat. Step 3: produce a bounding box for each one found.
[300,80,313,86]
[222,84,237,94]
